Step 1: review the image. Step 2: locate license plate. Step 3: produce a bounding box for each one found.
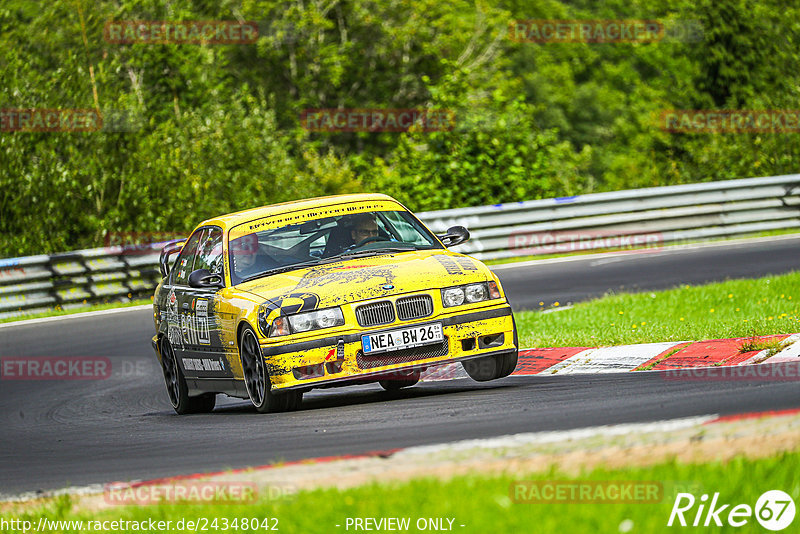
[361,323,443,354]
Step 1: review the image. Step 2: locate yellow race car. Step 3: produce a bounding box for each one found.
[151,194,517,414]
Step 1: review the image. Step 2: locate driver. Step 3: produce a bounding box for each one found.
[322,213,382,258]
[348,213,379,245]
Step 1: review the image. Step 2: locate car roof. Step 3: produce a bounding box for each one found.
[198,193,402,231]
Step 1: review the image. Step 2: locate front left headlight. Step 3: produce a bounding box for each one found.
[441,281,500,307]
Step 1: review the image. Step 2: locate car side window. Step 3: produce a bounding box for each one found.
[194,227,224,277]
[380,211,434,246]
[173,230,204,286]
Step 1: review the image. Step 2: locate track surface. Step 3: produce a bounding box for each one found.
[1,236,798,495]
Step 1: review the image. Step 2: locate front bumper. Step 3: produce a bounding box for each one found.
[261,304,516,391]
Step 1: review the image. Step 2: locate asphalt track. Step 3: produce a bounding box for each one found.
[1,236,798,496]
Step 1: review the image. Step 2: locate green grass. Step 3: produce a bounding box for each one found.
[636,344,688,371]
[5,450,799,533]
[515,271,800,348]
[737,336,792,357]
[0,298,151,324]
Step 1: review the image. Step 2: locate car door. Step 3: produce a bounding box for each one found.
[175,226,232,380]
[163,229,203,357]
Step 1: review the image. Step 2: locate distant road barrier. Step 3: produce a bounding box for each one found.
[0,246,162,320]
[423,174,800,260]
[2,174,799,319]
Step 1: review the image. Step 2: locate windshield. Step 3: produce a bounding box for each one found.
[228,209,441,285]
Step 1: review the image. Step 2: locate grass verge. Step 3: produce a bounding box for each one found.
[4,451,798,533]
[515,271,800,348]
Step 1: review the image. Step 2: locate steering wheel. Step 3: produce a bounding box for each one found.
[347,235,390,250]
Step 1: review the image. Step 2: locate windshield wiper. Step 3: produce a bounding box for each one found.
[332,247,416,260]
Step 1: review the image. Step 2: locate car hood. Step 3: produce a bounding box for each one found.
[236,249,492,308]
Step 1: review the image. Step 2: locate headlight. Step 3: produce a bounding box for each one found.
[315,308,341,329]
[291,313,315,332]
[442,287,465,307]
[464,283,488,303]
[259,304,344,337]
[281,307,344,335]
[441,282,500,307]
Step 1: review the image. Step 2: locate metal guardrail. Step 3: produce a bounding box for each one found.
[422,174,800,260]
[0,246,163,319]
[1,174,799,319]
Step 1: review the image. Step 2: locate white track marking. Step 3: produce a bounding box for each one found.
[0,304,152,330]
[765,334,800,363]
[546,342,684,374]
[395,415,718,457]
[737,350,769,366]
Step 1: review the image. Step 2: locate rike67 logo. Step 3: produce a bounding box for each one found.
[668,490,796,530]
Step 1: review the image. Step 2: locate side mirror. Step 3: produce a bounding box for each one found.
[438,225,470,247]
[159,239,185,278]
[188,268,224,289]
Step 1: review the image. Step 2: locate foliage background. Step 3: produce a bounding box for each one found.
[1,0,798,256]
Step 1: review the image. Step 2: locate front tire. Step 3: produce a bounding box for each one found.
[160,338,216,414]
[462,316,519,382]
[379,370,421,391]
[239,326,301,413]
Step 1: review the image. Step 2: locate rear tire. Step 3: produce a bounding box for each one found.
[239,326,299,413]
[379,370,421,391]
[160,338,216,414]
